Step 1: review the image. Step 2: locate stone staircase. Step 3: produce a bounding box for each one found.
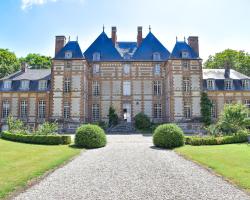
[107,122,136,134]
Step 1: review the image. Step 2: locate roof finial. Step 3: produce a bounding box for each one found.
[102,24,105,32]
[68,36,70,41]
[184,36,186,42]
[176,36,178,42]
[149,25,151,32]
[76,35,78,42]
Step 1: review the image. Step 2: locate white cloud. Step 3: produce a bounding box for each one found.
[21,0,58,10]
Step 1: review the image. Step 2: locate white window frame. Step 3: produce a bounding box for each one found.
[92,104,100,122]
[153,103,162,118]
[65,51,72,59]
[3,80,12,89]
[2,100,10,118]
[38,100,46,119]
[154,64,161,76]
[123,81,131,96]
[92,81,100,96]
[93,64,100,74]
[184,101,191,119]
[244,99,250,117]
[225,79,232,90]
[207,79,215,90]
[183,77,190,92]
[123,64,130,75]
[20,100,28,118]
[93,52,101,61]
[182,60,189,69]
[242,79,250,89]
[153,52,161,61]
[64,77,71,93]
[63,102,70,119]
[38,80,47,90]
[182,51,189,58]
[153,81,162,96]
[211,100,217,118]
[20,80,30,90]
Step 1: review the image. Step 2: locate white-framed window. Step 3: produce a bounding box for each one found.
[64,77,71,93]
[38,100,46,119]
[123,81,131,96]
[93,64,100,74]
[184,101,191,119]
[2,100,10,118]
[153,52,160,61]
[153,81,162,96]
[183,77,190,92]
[20,100,28,118]
[92,81,100,96]
[225,79,232,90]
[244,99,250,117]
[225,99,233,104]
[63,102,70,119]
[211,100,217,118]
[65,61,71,69]
[38,80,47,90]
[207,79,215,90]
[3,80,12,89]
[153,103,162,118]
[154,64,161,75]
[123,64,130,75]
[93,52,101,61]
[65,51,72,59]
[181,51,189,58]
[20,80,29,90]
[92,104,100,122]
[242,79,250,89]
[182,60,189,69]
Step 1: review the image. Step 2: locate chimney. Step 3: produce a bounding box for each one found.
[188,36,199,57]
[137,26,143,47]
[21,62,28,72]
[224,61,231,78]
[55,35,66,56]
[111,26,117,45]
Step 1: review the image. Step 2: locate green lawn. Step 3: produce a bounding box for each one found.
[176,144,250,192]
[0,138,81,199]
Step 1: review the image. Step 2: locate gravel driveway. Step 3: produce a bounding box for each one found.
[14,135,250,200]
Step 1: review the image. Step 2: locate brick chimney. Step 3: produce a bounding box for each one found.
[111,26,117,45]
[188,36,199,57]
[137,26,143,47]
[21,62,28,72]
[55,35,66,56]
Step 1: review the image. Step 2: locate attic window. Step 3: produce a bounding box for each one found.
[242,79,250,89]
[39,80,47,90]
[181,51,189,58]
[65,51,72,59]
[153,52,161,61]
[225,79,232,90]
[93,52,101,61]
[3,80,12,89]
[207,79,215,90]
[20,80,30,90]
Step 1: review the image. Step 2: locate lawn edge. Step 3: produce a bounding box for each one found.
[174,149,250,196]
[3,150,83,200]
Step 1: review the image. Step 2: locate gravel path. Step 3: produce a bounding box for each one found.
[14,135,250,200]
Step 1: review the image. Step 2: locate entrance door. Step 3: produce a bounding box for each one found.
[123,103,131,122]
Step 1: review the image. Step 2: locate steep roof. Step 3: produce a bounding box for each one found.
[203,69,250,80]
[170,41,198,59]
[132,32,170,61]
[55,41,84,59]
[116,42,137,59]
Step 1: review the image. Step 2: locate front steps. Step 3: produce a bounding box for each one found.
[107,122,136,134]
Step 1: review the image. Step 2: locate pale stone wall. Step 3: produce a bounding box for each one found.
[29,98,36,116]
[11,98,18,116]
[53,98,62,117]
[144,101,152,117]
[173,74,182,90]
[113,81,121,95]
[54,76,63,90]
[174,97,183,119]
[192,97,200,116]
[72,75,81,91]
[144,81,152,95]
[133,81,141,95]
[191,74,200,90]
[71,98,80,117]
[102,81,110,96]
[133,101,141,116]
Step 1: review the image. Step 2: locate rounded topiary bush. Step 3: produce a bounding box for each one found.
[75,124,107,149]
[153,124,184,149]
[134,112,151,130]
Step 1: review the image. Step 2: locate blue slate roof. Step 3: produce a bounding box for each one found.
[116,42,137,59]
[132,32,170,61]
[170,41,198,59]
[55,41,84,59]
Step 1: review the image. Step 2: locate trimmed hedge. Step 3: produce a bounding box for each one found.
[1,131,71,145]
[153,124,185,149]
[75,124,107,149]
[135,113,151,130]
[185,131,248,146]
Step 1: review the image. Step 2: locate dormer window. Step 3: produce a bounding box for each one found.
[3,80,12,89]
[153,52,161,61]
[93,52,100,61]
[39,80,47,90]
[242,79,250,89]
[20,80,30,90]
[207,79,215,90]
[65,51,72,59]
[225,79,232,90]
[181,51,189,58]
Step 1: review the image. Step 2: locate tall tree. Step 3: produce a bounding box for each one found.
[200,92,212,126]
[19,53,52,69]
[0,49,20,78]
[204,49,250,76]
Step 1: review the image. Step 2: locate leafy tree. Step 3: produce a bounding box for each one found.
[0,49,20,78]
[19,53,52,69]
[200,92,212,126]
[7,116,26,133]
[107,106,118,127]
[204,49,250,76]
[134,112,151,130]
[35,122,58,135]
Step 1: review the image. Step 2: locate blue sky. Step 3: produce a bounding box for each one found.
[1,0,250,60]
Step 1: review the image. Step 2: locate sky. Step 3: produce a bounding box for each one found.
[0,0,250,61]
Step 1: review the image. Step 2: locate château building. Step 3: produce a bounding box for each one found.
[0,26,249,132]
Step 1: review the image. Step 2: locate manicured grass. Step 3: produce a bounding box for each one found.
[176,144,250,192]
[0,138,81,199]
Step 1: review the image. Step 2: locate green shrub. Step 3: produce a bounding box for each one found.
[108,106,118,127]
[35,122,58,135]
[75,124,107,149]
[153,124,184,149]
[135,112,151,130]
[1,131,71,145]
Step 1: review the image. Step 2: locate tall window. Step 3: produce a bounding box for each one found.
[39,80,47,90]
[65,61,71,69]
[20,80,29,90]
[123,81,131,96]
[2,100,10,118]
[153,52,161,61]
[225,80,232,90]
[242,79,250,89]
[93,64,100,74]
[183,77,190,92]
[211,100,217,118]
[123,64,130,75]
[92,81,100,96]
[154,64,161,76]
[184,101,191,119]
[182,61,189,69]
[63,102,70,119]
[92,104,100,122]
[225,99,233,104]
[153,81,162,96]
[20,100,28,118]
[207,79,215,90]
[64,77,71,93]
[38,100,46,119]
[93,52,100,61]
[153,103,162,118]
[244,100,250,117]
[3,80,12,89]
